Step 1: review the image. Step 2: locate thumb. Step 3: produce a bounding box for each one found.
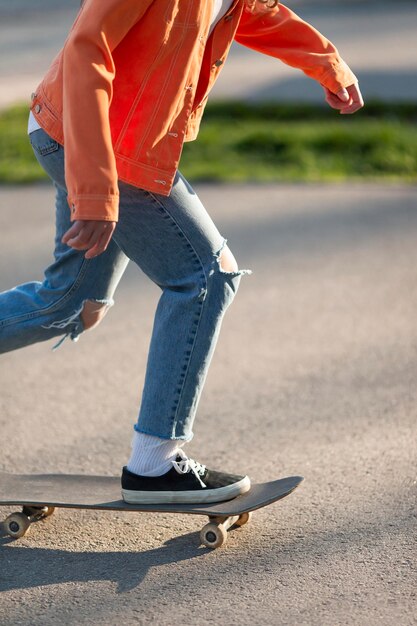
[336,87,350,103]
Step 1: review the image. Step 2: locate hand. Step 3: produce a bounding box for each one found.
[62,220,116,259]
[323,83,364,115]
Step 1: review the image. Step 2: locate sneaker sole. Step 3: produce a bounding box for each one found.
[122,475,251,505]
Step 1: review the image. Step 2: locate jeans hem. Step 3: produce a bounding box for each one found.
[133,424,193,442]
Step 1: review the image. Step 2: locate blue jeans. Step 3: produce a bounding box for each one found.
[0,128,250,440]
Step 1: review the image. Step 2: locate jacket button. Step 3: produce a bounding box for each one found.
[34,104,41,113]
[214,59,223,67]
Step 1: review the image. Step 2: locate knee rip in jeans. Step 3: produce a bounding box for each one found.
[81,299,111,330]
[218,245,239,273]
[215,239,252,277]
[42,298,113,350]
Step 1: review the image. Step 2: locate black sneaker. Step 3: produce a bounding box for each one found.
[121,450,250,504]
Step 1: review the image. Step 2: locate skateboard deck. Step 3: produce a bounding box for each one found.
[0,472,303,548]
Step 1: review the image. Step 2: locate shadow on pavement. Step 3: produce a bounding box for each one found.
[0,499,414,594]
[0,530,206,593]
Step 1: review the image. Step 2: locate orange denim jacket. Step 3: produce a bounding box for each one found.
[30,0,356,223]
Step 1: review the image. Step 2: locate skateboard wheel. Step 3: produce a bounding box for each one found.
[200,522,228,549]
[4,512,31,539]
[234,512,253,527]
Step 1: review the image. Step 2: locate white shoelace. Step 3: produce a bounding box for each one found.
[172,449,207,488]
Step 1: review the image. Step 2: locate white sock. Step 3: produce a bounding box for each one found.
[127,431,182,477]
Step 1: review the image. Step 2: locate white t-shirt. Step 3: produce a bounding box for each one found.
[28,0,234,135]
[209,0,233,35]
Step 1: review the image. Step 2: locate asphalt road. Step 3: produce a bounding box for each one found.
[0,182,416,625]
[0,1,416,108]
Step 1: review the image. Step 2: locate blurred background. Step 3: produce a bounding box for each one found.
[0,0,416,183]
[0,0,416,107]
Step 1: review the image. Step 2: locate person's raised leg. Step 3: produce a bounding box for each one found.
[0,129,129,353]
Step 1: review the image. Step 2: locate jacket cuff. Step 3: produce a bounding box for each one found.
[320,59,358,94]
[68,194,119,222]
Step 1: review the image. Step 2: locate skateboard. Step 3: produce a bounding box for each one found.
[0,472,303,549]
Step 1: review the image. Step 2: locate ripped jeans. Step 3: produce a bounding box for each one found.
[0,127,250,440]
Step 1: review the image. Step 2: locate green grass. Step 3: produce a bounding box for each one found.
[1,102,417,184]
[0,104,48,183]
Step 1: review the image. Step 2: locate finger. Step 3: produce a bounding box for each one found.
[340,83,365,114]
[340,103,362,115]
[347,83,364,104]
[84,229,113,259]
[324,87,353,110]
[62,221,84,244]
[339,98,364,114]
[81,223,103,250]
[84,224,114,258]
[335,87,351,103]
[66,222,97,249]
